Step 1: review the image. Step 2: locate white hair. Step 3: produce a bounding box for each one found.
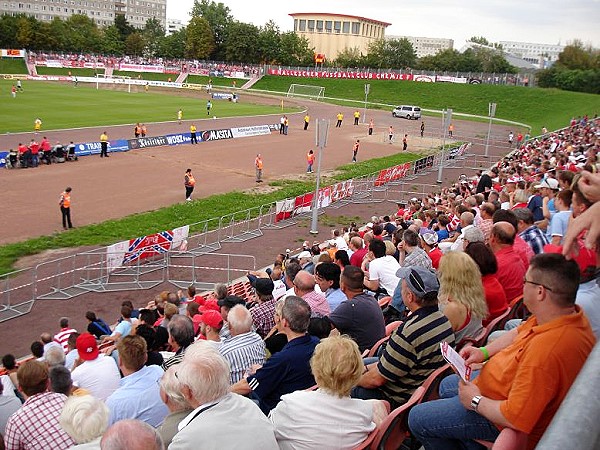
[227,304,253,334]
[60,395,109,444]
[44,345,65,367]
[100,419,164,450]
[178,341,230,406]
[159,366,191,411]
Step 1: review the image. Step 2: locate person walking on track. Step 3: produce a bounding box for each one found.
[184,168,195,202]
[352,140,360,162]
[59,187,73,229]
[255,154,263,182]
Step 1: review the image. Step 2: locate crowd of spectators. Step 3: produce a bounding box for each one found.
[6,138,78,169]
[0,117,598,449]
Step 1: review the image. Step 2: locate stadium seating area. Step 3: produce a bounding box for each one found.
[1,116,598,449]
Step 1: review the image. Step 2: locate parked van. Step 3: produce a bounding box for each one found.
[392,105,421,120]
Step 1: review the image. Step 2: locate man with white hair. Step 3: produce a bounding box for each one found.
[169,342,278,450]
[439,211,475,253]
[219,305,266,384]
[297,251,315,274]
[101,419,164,450]
[291,270,331,317]
[59,394,109,448]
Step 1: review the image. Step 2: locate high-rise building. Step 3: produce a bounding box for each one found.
[387,35,453,59]
[499,40,564,68]
[166,18,185,35]
[290,12,391,61]
[0,0,167,29]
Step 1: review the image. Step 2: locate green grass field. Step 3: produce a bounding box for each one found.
[253,76,600,133]
[0,79,295,133]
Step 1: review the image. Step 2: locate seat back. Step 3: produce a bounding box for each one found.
[366,335,390,358]
[475,427,528,450]
[385,320,402,336]
[457,307,511,350]
[371,386,426,450]
[420,364,453,403]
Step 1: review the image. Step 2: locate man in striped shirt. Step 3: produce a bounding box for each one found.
[219,305,266,384]
[353,267,454,407]
[53,317,77,353]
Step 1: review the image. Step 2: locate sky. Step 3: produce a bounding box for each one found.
[166,0,600,49]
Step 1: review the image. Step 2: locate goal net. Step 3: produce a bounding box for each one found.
[286,84,325,101]
[95,74,138,92]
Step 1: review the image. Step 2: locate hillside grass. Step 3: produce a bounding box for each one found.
[0,152,418,275]
[252,76,600,132]
[0,79,296,133]
[0,57,28,73]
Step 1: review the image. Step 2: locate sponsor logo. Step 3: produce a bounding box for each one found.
[165,134,191,145]
[201,129,233,141]
[137,136,168,148]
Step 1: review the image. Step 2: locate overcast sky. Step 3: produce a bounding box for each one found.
[166,0,600,49]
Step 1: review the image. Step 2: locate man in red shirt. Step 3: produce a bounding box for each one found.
[349,236,368,267]
[29,139,40,167]
[17,142,29,167]
[419,229,442,269]
[41,136,52,164]
[489,222,526,301]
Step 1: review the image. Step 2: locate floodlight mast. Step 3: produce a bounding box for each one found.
[310,119,330,234]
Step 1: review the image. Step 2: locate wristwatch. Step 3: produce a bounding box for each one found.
[471,395,482,412]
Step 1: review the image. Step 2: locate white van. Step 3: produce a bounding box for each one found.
[392,105,421,120]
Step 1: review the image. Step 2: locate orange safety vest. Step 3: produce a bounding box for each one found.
[141,125,147,134]
[135,125,142,134]
[185,173,195,187]
[307,152,315,163]
[256,158,263,169]
[60,192,71,208]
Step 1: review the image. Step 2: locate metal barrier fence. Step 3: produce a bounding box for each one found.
[0,140,480,323]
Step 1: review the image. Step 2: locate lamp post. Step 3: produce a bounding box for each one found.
[362,84,370,124]
[437,108,452,184]
[484,102,496,158]
[310,119,330,234]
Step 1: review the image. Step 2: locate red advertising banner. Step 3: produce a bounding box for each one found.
[374,163,412,186]
[268,68,413,81]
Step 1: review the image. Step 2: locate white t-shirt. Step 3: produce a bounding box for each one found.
[368,255,401,295]
[334,236,349,251]
[71,354,121,401]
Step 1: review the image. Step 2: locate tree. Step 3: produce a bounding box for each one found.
[48,17,67,51]
[114,14,134,41]
[125,32,145,56]
[0,14,21,48]
[159,29,186,59]
[185,16,215,59]
[223,21,260,62]
[258,21,281,64]
[64,14,101,52]
[386,38,417,69]
[469,36,491,46]
[102,25,125,55]
[279,32,314,66]
[191,0,233,59]
[557,40,596,70]
[143,17,165,57]
[15,16,34,48]
[334,46,363,67]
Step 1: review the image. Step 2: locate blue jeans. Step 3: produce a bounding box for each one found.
[408,374,498,450]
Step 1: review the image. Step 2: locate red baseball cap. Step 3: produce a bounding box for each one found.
[199,300,220,313]
[76,333,99,361]
[199,310,223,329]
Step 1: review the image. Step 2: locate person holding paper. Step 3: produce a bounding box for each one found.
[408,254,595,450]
[351,266,454,408]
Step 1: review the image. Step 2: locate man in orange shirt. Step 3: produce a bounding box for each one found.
[59,187,73,229]
[184,168,195,202]
[255,154,263,183]
[408,253,595,449]
[306,150,315,173]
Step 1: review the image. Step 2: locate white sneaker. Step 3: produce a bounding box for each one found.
[186,198,192,202]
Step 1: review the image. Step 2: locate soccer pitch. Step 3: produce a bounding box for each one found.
[0,79,293,134]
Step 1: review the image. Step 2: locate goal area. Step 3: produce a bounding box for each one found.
[95,74,139,93]
[286,84,325,100]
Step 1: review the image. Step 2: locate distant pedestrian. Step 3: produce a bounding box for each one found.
[352,140,360,162]
[403,134,408,151]
[336,112,343,127]
[100,131,109,157]
[448,123,454,137]
[59,187,73,229]
[420,121,425,137]
[73,76,78,87]
[207,100,212,116]
[34,118,42,133]
[255,154,263,182]
[178,109,183,124]
[184,168,195,202]
[284,116,289,135]
[280,116,285,134]
[17,79,23,91]
[353,110,360,125]
[11,85,16,98]
[368,119,374,136]
[190,124,198,144]
[304,114,310,131]
[388,126,394,144]
[134,123,141,138]
[144,82,149,92]
[141,124,147,137]
[306,150,315,173]
[508,131,514,145]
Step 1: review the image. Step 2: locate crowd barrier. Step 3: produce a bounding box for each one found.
[0,140,476,323]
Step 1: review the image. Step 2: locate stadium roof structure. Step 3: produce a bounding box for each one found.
[289,12,391,27]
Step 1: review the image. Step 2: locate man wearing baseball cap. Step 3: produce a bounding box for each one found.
[353,267,454,407]
[71,333,121,401]
[249,278,277,339]
[198,310,224,348]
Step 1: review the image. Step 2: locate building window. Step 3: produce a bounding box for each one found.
[308,19,314,30]
[299,19,306,31]
[334,21,341,33]
[294,18,297,31]
[342,21,350,33]
[316,20,323,31]
[325,20,332,32]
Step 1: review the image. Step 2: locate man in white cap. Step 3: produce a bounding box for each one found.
[419,229,442,270]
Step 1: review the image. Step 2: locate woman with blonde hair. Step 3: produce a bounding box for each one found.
[269,335,387,449]
[437,252,488,344]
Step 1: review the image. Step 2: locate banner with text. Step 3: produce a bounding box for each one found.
[374,163,412,186]
[268,68,413,81]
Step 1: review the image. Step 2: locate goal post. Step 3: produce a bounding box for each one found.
[286,84,325,101]
[95,73,135,92]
